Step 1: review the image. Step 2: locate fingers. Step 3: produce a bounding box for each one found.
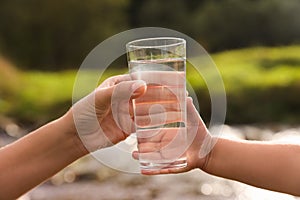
[134,127,187,171]
[99,74,131,87]
[135,84,184,102]
[186,97,200,125]
[73,75,147,151]
[133,84,184,128]
[137,128,181,143]
[135,111,182,128]
[131,151,188,175]
[185,97,214,164]
[132,151,139,160]
[134,100,180,115]
[110,80,146,134]
[141,167,187,175]
[96,79,146,107]
[131,97,207,176]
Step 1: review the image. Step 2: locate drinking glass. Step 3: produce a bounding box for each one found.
[126,37,187,171]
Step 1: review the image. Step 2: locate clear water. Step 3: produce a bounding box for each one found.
[129,58,187,170]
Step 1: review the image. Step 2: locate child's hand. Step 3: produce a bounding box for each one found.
[132,97,214,175]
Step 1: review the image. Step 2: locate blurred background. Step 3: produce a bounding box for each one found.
[0,0,300,199]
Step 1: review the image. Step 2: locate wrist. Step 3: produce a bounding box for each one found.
[198,136,217,172]
[199,149,212,172]
[58,110,89,157]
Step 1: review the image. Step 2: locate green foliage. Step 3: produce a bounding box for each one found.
[5,68,127,125]
[9,71,76,124]
[1,46,300,125]
[0,57,21,114]
[130,0,300,51]
[187,46,300,124]
[1,0,300,71]
[213,46,300,90]
[0,0,130,70]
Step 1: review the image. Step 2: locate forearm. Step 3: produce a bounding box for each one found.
[0,112,88,199]
[204,138,300,196]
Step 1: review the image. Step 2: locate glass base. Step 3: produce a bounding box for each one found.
[139,157,187,171]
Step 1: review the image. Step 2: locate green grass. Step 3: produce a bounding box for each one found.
[11,68,128,123]
[20,71,75,107]
[188,45,300,124]
[1,45,300,124]
[186,46,300,92]
[6,71,75,123]
[212,46,300,91]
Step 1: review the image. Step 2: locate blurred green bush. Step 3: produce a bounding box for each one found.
[0,0,299,70]
[0,0,129,70]
[188,45,300,124]
[130,0,300,52]
[1,46,300,125]
[0,57,21,115]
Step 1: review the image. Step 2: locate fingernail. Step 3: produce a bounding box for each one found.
[132,80,146,91]
[186,97,193,103]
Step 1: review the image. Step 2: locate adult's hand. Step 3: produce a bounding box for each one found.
[71,74,146,152]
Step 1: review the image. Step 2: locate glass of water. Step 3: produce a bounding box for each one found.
[126,37,187,171]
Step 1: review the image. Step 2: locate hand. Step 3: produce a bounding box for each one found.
[68,74,146,152]
[132,97,214,175]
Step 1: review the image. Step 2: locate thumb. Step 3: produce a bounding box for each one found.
[111,80,146,103]
[131,80,147,99]
[110,80,146,134]
[95,80,146,108]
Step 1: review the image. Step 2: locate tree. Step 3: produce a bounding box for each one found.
[0,0,130,70]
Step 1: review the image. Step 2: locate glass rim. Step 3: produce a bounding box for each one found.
[126,37,186,49]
